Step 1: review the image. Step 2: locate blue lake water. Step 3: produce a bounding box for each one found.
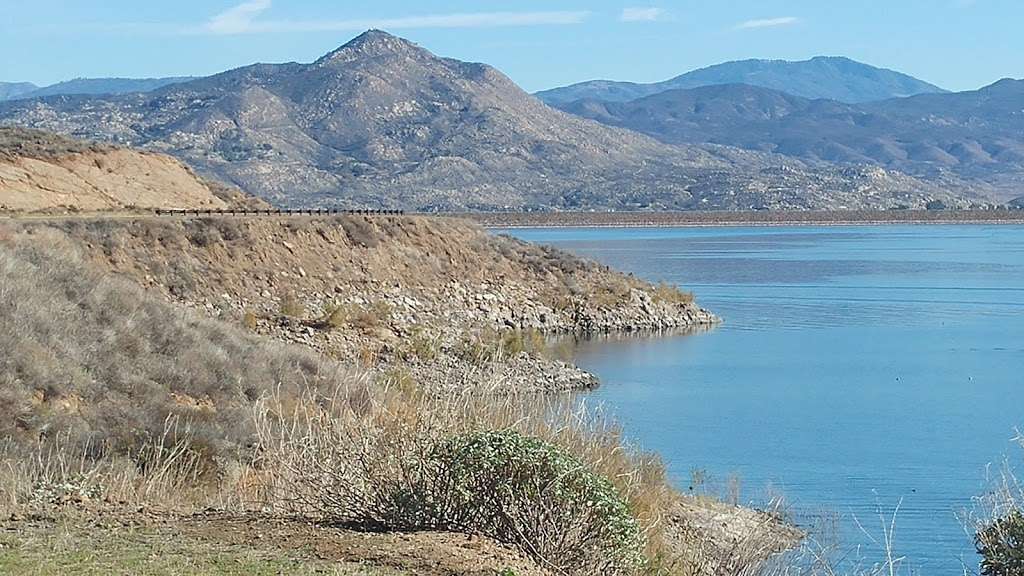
[505,225,1024,574]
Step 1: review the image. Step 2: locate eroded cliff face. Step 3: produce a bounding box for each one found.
[0,126,228,212]
[0,150,228,212]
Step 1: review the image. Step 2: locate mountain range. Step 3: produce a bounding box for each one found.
[0,31,968,212]
[535,56,947,105]
[0,77,195,102]
[553,79,1024,200]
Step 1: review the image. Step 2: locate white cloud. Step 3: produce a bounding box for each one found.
[205,0,272,35]
[620,7,664,22]
[734,16,800,30]
[194,1,590,35]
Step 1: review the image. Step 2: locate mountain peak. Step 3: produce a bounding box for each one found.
[316,30,425,65]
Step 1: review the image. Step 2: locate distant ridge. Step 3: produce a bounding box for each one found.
[0,82,39,101]
[553,79,1024,201]
[536,56,947,105]
[0,76,196,101]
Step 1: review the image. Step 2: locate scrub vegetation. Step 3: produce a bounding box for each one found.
[0,222,789,575]
[11,217,1012,575]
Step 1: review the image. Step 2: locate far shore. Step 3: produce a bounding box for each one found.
[455,209,1024,228]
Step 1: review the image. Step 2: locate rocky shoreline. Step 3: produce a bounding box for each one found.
[460,208,1024,229]
[226,281,719,394]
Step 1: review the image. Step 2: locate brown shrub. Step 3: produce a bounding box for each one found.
[338,216,381,248]
[241,310,259,331]
[278,292,306,318]
[318,303,349,330]
[347,301,392,334]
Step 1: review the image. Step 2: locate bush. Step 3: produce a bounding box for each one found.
[319,304,348,329]
[257,389,666,576]
[241,310,259,331]
[351,301,392,333]
[338,217,381,248]
[0,229,349,476]
[978,509,1024,576]
[589,285,631,309]
[411,430,646,574]
[401,328,439,362]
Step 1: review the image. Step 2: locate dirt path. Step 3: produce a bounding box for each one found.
[0,509,546,576]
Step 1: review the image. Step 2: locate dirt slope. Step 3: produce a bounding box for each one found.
[0,127,227,212]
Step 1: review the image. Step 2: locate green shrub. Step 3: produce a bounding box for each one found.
[978,509,1024,576]
[403,430,646,575]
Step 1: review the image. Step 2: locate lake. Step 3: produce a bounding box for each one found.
[505,224,1024,574]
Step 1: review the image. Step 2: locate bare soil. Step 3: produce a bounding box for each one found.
[0,508,545,576]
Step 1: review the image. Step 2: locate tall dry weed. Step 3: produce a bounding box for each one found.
[253,380,675,575]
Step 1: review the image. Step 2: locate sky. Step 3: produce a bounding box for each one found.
[1,0,1021,93]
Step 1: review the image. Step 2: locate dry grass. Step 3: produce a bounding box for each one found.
[0,225,358,476]
[0,426,238,518]
[253,381,678,575]
[0,126,113,161]
[456,328,549,366]
[652,282,695,305]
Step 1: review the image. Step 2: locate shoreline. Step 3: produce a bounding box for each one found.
[454,209,1024,229]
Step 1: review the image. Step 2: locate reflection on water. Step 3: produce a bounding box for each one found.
[506,225,1024,575]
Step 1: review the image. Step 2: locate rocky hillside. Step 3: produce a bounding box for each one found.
[0,31,965,211]
[16,214,717,392]
[553,80,1024,201]
[536,56,947,105]
[0,127,230,212]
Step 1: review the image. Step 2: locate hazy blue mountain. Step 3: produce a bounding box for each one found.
[13,77,196,100]
[536,56,947,105]
[555,79,1024,200]
[0,82,39,101]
